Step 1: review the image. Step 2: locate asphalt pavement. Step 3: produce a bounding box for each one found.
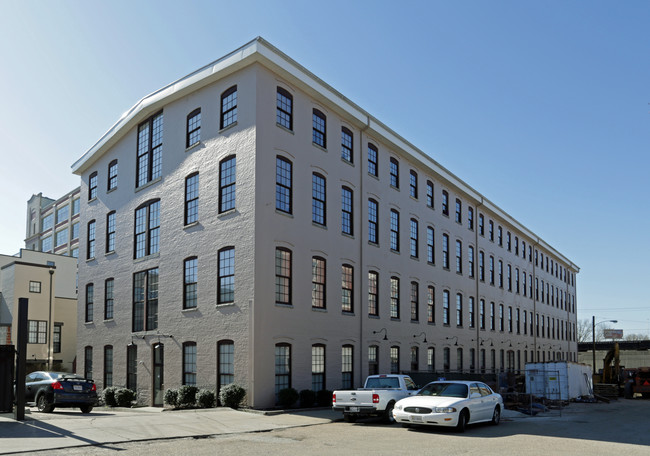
[0,401,629,455]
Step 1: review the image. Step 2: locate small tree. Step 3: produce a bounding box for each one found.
[299,389,315,408]
[103,386,119,407]
[277,388,298,408]
[197,389,216,408]
[164,388,178,408]
[115,388,136,407]
[219,383,246,409]
[316,389,332,407]
[177,385,199,408]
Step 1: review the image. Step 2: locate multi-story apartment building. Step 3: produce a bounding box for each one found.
[0,250,78,371]
[71,38,579,408]
[25,188,82,258]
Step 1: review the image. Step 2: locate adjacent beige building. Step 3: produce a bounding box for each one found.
[71,37,579,408]
[0,249,78,372]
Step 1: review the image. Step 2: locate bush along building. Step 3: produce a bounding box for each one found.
[71,37,579,408]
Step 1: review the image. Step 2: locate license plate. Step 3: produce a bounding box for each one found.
[73,385,82,391]
[411,415,423,422]
[349,407,359,413]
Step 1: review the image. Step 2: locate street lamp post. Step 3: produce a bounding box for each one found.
[47,268,54,371]
[592,317,618,376]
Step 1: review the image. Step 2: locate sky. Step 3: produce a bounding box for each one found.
[0,0,648,337]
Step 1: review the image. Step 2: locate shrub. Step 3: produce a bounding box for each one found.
[277,387,299,408]
[177,385,199,408]
[164,388,178,408]
[219,383,246,409]
[103,386,119,407]
[197,389,216,408]
[114,388,136,407]
[299,389,316,408]
[316,389,332,407]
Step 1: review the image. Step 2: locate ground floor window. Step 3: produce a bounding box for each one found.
[311,344,325,392]
[341,345,353,389]
[275,343,291,400]
[104,345,113,387]
[127,344,137,391]
[84,346,93,380]
[183,342,197,386]
[218,340,234,396]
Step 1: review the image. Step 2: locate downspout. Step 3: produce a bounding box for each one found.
[47,268,54,371]
[474,199,484,370]
[358,117,371,386]
[532,239,539,361]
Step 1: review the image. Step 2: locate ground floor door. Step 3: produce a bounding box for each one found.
[152,343,164,406]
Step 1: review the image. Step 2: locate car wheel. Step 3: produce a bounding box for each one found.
[456,410,468,433]
[36,394,54,413]
[343,413,357,423]
[80,405,93,414]
[383,402,396,424]
[491,406,501,425]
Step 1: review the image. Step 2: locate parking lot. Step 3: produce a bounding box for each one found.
[1,399,649,455]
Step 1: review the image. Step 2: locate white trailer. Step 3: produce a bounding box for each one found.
[525,361,593,400]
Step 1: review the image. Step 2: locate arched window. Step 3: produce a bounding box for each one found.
[341,127,353,162]
[312,109,326,147]
[107,160,118,191]
[218,340,234,397]
[220,85,237,129]
[276,87,292,130]
[219,156,236,213]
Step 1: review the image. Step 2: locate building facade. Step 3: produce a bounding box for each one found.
[0,250,78,371]
[71,38,579,408]
[25,188,82,258]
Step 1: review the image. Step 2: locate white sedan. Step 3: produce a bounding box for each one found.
[392,381,503,432]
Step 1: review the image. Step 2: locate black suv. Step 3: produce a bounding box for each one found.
[24,371,97,413]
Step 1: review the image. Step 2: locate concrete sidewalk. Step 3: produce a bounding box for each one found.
[0,407,338,454]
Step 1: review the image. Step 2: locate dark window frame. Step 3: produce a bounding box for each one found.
[275,157,292,214]
[276,87,293,130]
[85,283,94,323]
[104,278,114,320]
[341,186,353,235]
[89,172,98,200]
[218,247,235,304]
[367,143,378,176]
[106,211,116,253]
[134,199,160,259]
[136,111,163,188]
[312,109,326,148]
[186,108,201,147]
[341,127,353,162]
[275,247,292,305]
[220,85,237,130]
[107,160,118,191]
[183,257,198,309]
[185,173,199,225]
[182,341,197,386]
[219,156,236,213]
[341,264,354,313]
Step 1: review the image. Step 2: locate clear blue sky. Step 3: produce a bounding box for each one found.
[1,1,648,336]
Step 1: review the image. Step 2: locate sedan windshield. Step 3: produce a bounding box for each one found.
[417,383,468,398]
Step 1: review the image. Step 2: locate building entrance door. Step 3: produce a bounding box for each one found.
[152,343,164,406]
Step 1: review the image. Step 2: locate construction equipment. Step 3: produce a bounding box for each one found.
[623,367,650,399]
[593,342,621,399]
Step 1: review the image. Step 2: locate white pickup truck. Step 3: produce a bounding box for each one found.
[332,374,420,423]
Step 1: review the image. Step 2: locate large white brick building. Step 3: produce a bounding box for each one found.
[72,37,579,408]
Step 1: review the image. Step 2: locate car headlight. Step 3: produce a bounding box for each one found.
[434,407,457,413]
[395,404,402,411]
